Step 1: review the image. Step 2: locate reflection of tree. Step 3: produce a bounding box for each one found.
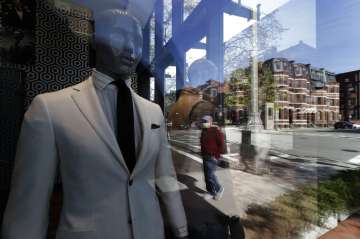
[159,0,200,44]
[224,11,287,76]
[225,62,274,110]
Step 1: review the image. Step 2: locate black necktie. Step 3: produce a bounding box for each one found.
[112,80,136,173]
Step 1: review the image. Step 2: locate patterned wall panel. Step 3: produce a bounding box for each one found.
[1,0,93,105]
[25,0,93,106]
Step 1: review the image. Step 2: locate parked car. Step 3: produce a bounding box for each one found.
[334,121,354,129]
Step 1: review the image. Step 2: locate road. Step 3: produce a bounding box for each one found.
[171,127,360,166]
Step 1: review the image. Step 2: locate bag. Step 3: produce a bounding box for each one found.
[228,216,245,239]
[188,215,245,239]
[189,222,229,239]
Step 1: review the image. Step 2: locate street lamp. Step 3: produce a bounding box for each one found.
[246,4,263,131]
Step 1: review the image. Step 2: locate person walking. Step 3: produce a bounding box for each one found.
[200,115,225,200]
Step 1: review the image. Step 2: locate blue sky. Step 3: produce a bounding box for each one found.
[66,0,359,74]
[264,0,360,73]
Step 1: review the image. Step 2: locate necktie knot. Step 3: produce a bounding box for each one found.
[111,80,129,90]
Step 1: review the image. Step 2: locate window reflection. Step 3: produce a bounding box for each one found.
[0,0,359,239]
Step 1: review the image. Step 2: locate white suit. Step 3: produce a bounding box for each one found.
[2,76,188,239]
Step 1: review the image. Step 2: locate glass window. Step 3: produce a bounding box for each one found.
[1,1,359,239]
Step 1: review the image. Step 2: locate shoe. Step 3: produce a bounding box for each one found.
[214,187,224,200]
[203,193,214,200]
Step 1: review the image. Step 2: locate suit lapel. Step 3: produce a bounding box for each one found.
[70,77,130,175]
[130,91,151,178]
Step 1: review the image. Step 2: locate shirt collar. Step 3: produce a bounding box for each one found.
[92,68,132,90]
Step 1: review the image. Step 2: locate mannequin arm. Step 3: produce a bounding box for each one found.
[1,94,58,239]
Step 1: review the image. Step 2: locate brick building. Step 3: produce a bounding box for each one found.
[336,70,360,122]
[265,58,340,128]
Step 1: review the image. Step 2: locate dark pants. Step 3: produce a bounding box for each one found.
[202,155,222,196]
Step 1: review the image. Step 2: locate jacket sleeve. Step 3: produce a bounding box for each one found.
[154,106,188,238]
[1,94,58,239]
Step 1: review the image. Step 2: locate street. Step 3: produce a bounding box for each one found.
[171,127,360,167]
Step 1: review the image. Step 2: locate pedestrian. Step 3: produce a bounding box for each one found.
[200,115,225,200]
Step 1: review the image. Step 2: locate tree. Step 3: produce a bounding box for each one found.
[224,10,287,76]
[258,62,275,104]
[226,62,274,111]
[161,0,200,44]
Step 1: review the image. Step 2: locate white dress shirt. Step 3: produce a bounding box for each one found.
[92,69,142,158]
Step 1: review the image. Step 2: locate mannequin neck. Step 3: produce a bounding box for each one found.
[96,64,131,82]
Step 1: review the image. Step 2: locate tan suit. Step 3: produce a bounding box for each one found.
[2,76,188,239]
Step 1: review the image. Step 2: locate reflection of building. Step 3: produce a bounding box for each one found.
[264,58,339,128]
[336,70,360,121]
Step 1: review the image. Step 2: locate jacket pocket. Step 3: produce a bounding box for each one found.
[56,228,98,239]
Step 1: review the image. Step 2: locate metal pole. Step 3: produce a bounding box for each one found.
[246,4,263,131]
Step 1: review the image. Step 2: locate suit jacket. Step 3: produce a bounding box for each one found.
[1,76,188,239]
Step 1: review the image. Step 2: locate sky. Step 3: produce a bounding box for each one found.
[67,0,359,75]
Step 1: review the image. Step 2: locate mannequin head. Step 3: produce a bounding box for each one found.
[14,0,24,11]
[94,9,143,80]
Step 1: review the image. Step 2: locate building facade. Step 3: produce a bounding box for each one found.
[265,58,340,128]
[336,70,360,122]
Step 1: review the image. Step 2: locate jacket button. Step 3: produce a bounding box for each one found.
[128,179,133,186]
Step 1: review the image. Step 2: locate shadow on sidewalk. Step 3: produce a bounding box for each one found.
[168,174,245,239]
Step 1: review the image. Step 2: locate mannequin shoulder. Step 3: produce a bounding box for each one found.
[30,80,87,106]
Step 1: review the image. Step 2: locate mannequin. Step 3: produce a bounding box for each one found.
[2,8,188,239]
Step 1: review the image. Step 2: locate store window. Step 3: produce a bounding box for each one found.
[1,1,360,239]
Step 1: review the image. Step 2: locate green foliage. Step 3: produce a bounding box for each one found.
[228,62,275,110]
[243,169,360,238]
[224,94,238,107]
[259,63,276,103]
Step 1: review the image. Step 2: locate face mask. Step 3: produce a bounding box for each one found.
[202,123,211,128]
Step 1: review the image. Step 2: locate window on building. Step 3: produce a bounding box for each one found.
[274,61,282,71]
[210,88,218,97]
[295,66,302,76]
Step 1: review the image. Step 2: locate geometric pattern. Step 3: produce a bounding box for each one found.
[0,0,94,107]
[24,0,94,107]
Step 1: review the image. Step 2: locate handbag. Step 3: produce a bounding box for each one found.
[188,215,245,239]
